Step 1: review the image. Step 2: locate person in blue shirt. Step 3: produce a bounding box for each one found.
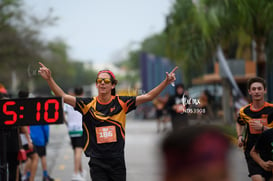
[30,125,55,181]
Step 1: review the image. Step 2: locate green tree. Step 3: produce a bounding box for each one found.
[0,0,56,94]
[198,0,273,78]
[0,1,98,95]
[71,61,97,87]
[233,0,273,78]
[166,0,273,83]
[165,0,212,86]
[115,33,170,87]
[33,39,97,95]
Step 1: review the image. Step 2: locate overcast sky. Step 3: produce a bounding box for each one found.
[23,0,174,63]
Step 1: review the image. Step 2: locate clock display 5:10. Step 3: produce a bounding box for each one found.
[0,97,64,126]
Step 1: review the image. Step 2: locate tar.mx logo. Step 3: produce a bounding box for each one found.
[180,95,206,114]
[181,94,200,107]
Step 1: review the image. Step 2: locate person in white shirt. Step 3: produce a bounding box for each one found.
[64,87,86,181]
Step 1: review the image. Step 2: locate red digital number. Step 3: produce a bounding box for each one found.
[44,99,59,123]
[36,102,41,121]
[3,101,17,125]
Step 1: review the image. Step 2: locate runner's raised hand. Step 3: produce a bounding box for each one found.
[38,62,52,80]
[165,66,178,85]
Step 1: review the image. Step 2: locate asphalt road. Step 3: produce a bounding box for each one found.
[32,118,250,181]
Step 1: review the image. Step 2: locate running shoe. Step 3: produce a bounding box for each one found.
[71,173,85,181]
[42,175,55,181]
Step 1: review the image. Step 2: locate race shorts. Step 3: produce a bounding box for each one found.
[70,136,84,149]
[245,152,272,179]
[89,156,126,181]
[35,145,46,157]
[23,144,37,157]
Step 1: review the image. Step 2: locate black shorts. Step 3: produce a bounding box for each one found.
[89,157,126,181]
[35,146,46,157]
[245,152,272,179]
[23,144,37,157]
[70,136,84,149]
[156,110,163,119]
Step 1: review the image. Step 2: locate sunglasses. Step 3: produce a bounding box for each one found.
[96,78,112,84]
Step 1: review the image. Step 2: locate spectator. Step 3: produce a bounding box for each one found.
[153,93,169,133]
[18,90,39,181]
[0,83,20,181]
[198,89,214,121]
[161,125,231,181]
[166,83,189,130]
[64,87,86,181]
[30,125,55,181]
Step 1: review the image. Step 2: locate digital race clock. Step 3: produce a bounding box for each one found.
[0,97,64,126]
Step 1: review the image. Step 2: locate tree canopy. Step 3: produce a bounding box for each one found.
[0,0,97,96]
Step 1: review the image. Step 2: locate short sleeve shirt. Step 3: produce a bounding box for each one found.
[74,95,136,158]
[237,102,273,153]
[64,103,83,137]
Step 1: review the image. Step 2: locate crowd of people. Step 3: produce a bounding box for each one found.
[18,90,53,181]
[37,62,177,181]
[0,63,179,181]
[1,62,273,181]
[152,83,217,132]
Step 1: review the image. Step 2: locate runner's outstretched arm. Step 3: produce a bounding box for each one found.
[38,62,76,107]
[136,66,178,106]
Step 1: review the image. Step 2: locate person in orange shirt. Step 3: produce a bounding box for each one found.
[38,62,177,181]
[236,77,273,181]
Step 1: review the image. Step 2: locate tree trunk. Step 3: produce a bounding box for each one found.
[254,36,266,78]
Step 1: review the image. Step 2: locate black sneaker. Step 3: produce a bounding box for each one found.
[42,175,55,181]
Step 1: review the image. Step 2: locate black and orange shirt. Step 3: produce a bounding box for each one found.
[237,102,273,153]
[74,96,136,158]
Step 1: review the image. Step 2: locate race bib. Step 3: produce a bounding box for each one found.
[96,126,117,144]
[249,118,267,134]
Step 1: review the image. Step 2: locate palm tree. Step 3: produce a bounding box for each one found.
[231,0,273,78]
[165,0,214,86]
[167,0,273,79]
